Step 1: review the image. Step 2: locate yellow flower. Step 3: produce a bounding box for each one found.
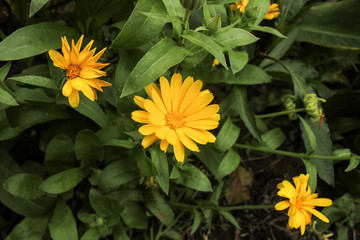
[275,174,332,235]
[212,58,220,67]
[48,35,111,107]
[131,73,220,162]
[230,0,249,13]
[230,1,280,20]
[264,3,280,20]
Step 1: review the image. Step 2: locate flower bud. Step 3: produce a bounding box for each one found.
[303,94,326,122]
[207,14,221,34]
[180,0,204,11]
[281,94,297,120]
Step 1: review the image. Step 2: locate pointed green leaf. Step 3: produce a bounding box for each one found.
[182,30,227,69]
[214,117,240,152]
[98,160,138,188]
[0,23,78,61]
[40,168,88,194]
[212,28,259,50]
[29,0,50,17]
[0,88,18,106]
[248,25,286,38]
[191,209,202,234]
[170,164,212,192]
[121,38,191,97]
[145,190,174,226]
[216,148,241,180]
[219,210,240,229]
[8,75,60,89]
[0,62,12,82]
[345,155,360,172]
[5,216,49,240]
[150,147,169,195]
[228,50,248,74]
[120,202,148,229]
[301,159,317,193]
[49,200,78,240]
[74,130,104,167]
[3,173,44,200]
[261,128,286,150]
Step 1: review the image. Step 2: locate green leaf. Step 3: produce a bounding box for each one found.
[135,150,158,176]
[98,160,138,188]
[145,190,174,226]
[297,0,360,49]
[218,210,240,229]
[3,173,44,200]
[29,0,50,17]
[150,147,169,195]
[40,168,88,194]
[0,61,12,82]
[282,0,307,22]
[207,65,271,85]
[139,12,183,24]
[120,202,148,229]
[49,200,78,240]
[113,223,131,240]
[261,128,286,150]
[228,50,248,74]
[248,25,286,38]
[111,0,167,49]
[74,130,104,167]
[14,87,54,103]
[212,28,259,50]
[121,38,191,97]
[301,159,317,193]
[0,23,78,61]
[183,30,227,69]
[345,155,360,172]
[67,96,108,128]
[105,190,144,202]
[194,145,225,176]
[89,188,113,217]
[233,87,263,142]
[170,164,212,192]
[5,216,49,240]
[80,228,101,240]
[191,209,202,234]
[245,0,270,25]
[44,134,75,174]
[214,117,240,152]
[216,148,241,180]
[0,88,18,106]
[8,75,60,89]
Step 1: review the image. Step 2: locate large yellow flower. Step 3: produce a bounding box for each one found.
[230,1,280,20]
[131,73,220,162]
[275,174,332,235]
[48,35,111,107]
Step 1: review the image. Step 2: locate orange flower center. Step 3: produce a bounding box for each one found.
[66,65,81,80]
[165,111,184,129]
[295,198,303,209]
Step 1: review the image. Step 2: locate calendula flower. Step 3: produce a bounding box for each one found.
[230,0,249,13]
[212,58,220,67]
[264,3,280,20]
[275,174,332,235]
[131,73,220,162]
[48,35,111,107]
[230,1,280,20]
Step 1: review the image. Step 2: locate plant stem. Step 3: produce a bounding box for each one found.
[169,202,274,211]
[255,108,305,119]
[234,143,359,161]
[179,9,191,46]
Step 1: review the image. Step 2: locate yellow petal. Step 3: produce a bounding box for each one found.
[80,66,106,79]
[71,77,95,101]
[184,120,219,130]
[149,114,166,126]
[160,139,169,153]
[134,96,146,109]
[151,88,167,115]
[68,89,79,107]
[62,80,73,97]
[179,80,203,113]
[48,49,68,69]
[141,134,158,148]
[84,79,102,91]
[132,110,150,123]
[183,91,214,116]
[170,73,182,111]
[176,76,193,111]
[275,200,291,211]
[160,76,172,112]
[166,129,179,146]
[301,206,330,223]
[203,130,216,143]
[139,124,159,135]
[145,82,161,101]
[155,126,170,140]
[174,142,185,162]
[87,47,107,65]
[175,128,199,152]
[181,127,208,144]
[61,36,71,63]
[184,104,219,122]
[144,99,165,118]
[94,79,111,87]
[303,198,332,207]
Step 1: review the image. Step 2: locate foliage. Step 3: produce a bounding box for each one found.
[0,0,359,239]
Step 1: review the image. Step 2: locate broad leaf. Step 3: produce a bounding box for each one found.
[214,117,240,152]
[150,147,169,195]
[212,28,259,50]
[216,148,241,180]
[49,200,78,240]
[170,164,212,192]
[145,190,174,226]
[3,173,44,200]
[228,50,248,74]
[74,130,104,167]
[261,128,286,150]
[5,216,49,240]
[98,160,138,189]
[29,0,50,17]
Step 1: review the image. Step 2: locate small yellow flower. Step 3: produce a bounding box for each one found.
[212,58,220,67]
[131,73,220,162]
[230,0,249,13]
[264,3,280,20]
[230,1,280,20]
[48,35,111,107]
[275,174,332,235]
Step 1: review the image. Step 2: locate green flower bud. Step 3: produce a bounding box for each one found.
[207,15,221,34]
[180,0,204,11]
[303,94,326,122]
[96,217,104,227]
[281,94,297,120]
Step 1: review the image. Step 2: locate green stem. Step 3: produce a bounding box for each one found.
[154,212,185,240]
[179,9,191,46]
[234,143,358,161]
[255,108,305,119]
[169,202,274,211]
